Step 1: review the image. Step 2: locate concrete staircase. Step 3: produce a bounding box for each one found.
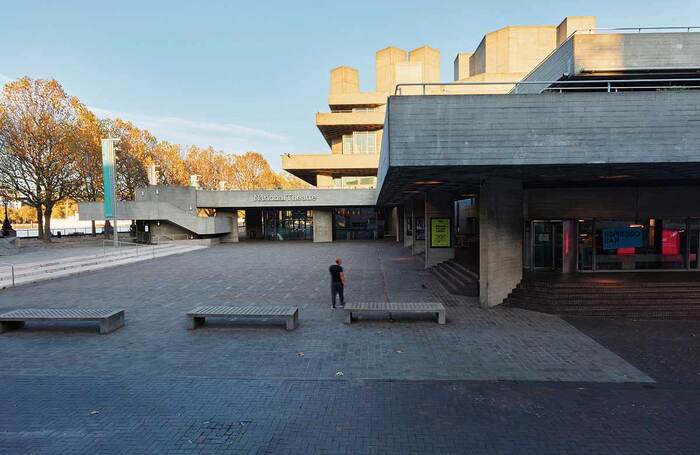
[505,277,700,319]
[0,243,206,289]
[429,260,479,296]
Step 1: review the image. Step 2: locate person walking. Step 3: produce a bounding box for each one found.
[329,257,346,309]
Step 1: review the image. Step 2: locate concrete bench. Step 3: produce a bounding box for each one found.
[0,309,125,334]
[344,302,446,325]
[187,305,299,331]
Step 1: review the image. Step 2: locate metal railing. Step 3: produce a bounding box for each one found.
[102,240,158,260]
[572,26,700,35]
[14,226,131,239]
[151,233,193,244]
[395,78,700,95]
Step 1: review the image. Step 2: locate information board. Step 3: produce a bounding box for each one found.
[602,227,643,250]
[430,218,452,248]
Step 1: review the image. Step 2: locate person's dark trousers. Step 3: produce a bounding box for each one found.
[331,283,345,308]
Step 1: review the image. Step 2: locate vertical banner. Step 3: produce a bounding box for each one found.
[101,138,116,219]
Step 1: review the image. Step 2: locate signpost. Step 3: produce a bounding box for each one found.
[101,138,119,248]
[430,218,452,248]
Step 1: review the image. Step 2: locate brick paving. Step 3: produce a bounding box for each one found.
[2,241,698,454]
[1,376,698,454]
[0,242,647,382]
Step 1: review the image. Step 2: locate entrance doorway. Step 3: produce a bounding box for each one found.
[532,221,563,271]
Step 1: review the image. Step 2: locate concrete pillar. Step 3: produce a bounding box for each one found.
[412,197,425,256]
[396,207,404,242]
[313,209,333,243]
[316,174,334,188]
[403,200,413,248]
[425,191,455,268]
[479,177,523,307]
[216,209,239,243]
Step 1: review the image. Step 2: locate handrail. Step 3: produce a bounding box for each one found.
[572,26,700,35]
[102,239,158,259]
[394,78,700,95]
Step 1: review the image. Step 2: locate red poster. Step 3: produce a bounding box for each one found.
[662,229,680,255]
[617,247,635,256]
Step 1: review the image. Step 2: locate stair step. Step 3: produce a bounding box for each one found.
[0,245,204,289]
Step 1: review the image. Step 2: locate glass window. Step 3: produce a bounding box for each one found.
[690,220,699,269]
[595,219,687,270]
[577,220,594,271]
[334,207,377,240]
[342,131,377,154]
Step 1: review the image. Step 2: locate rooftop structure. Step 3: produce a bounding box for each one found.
[283,16,598,188]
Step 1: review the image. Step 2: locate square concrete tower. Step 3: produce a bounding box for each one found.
[376,46,408,94]
[330,66,360,95]
[409,45,441,83]
[557,16,597,45]
[453,52,472,81]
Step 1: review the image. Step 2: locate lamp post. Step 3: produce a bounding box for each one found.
[0,191,16,238]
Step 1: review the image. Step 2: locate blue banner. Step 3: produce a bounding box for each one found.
[602,227,643,250]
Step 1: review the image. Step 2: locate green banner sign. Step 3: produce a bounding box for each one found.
[101,139,116,219]
[430,218,452,248]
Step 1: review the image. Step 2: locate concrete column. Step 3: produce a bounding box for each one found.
[316,174,334,188]
[313,209,333,243]
[394,207,404,242]
[425,191,455,268]
[412,197,425,256]
[479,177,524,307]
[216,209,239,243]
[403,200,413,248]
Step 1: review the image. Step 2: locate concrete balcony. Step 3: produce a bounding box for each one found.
[316,111,386,145]
[328,92,387,109]
[282,153,380,185]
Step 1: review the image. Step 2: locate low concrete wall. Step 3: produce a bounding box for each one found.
[479,177,523,307]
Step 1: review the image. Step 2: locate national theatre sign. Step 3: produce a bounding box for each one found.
[253,193,318,202]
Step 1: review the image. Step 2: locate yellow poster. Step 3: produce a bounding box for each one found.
[430,218,451,248]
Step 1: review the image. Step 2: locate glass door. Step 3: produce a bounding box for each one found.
[532,221,563,271]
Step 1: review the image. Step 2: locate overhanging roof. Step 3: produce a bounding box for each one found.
[377,91,700,204]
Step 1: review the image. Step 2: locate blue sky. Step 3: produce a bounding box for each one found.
[2,1,699,169]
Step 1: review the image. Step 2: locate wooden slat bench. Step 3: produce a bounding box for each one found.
[344,302,446,325]
[0,309,125,334]
[187,305,299,331]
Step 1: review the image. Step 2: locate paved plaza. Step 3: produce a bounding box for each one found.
[1,242,699,453]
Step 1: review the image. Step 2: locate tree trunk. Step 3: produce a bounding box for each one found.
[36,206,44,240]
[43,204,53,243]
[91,219,96,237]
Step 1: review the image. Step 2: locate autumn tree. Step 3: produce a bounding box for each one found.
[148,141,188,186]
[184,146,229,189]
[103,118,156,199]
[71,101,105,235]
[0,77,81,241]
[229,152,280,190]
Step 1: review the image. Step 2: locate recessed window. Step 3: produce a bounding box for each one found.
[342,131,377,154]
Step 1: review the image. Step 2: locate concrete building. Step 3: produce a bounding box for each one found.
[80,23,700,316]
